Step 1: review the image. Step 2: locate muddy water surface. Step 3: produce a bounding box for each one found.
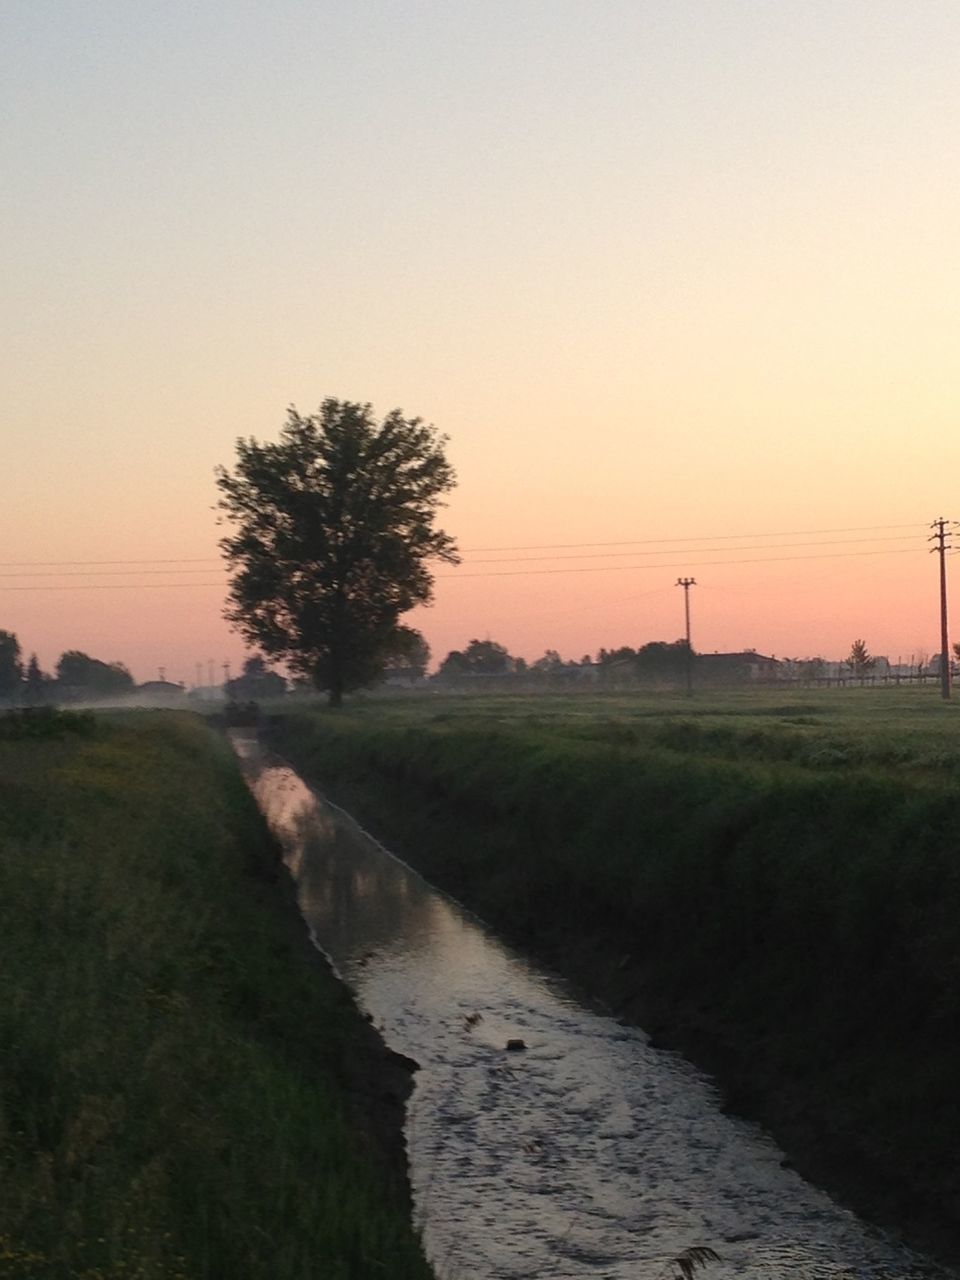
[232,733,941,1280]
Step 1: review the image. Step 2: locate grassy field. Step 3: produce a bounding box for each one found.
[338,682,960,774]
[0,710,433,1280]
[268,684,960,1263]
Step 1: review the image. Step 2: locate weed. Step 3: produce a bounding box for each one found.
[0,712,432,1280]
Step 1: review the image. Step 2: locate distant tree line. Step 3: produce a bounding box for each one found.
[0,630,303,709]
[429,639,935,687]
[0,631,138,706]
[431,638,696,685]
[4,621,944,708]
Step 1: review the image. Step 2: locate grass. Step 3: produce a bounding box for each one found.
[327,682,960,775]
[0,710,433,1280]
[267,684,960,1262]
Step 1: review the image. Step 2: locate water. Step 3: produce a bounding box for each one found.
[232,732,941,1280]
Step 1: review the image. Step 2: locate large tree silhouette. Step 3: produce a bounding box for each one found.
[216,399,458,706]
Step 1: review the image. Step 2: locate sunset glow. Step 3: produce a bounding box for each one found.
[3,1,958,681]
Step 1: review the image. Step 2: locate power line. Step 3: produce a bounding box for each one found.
[0,534,920,578]
[437,547,924,580]
[0,557,222,568]
[461,534,920,566]
[458,522,924,554]
[2,544,922,590]
[0,521,926,568]
[0,523,930,591]
[0,581,228,592]
[0,567,227,579]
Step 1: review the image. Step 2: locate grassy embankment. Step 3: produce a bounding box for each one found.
[0,709,433,1280]
[269,687,960,1264]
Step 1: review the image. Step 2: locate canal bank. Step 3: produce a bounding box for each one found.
[0,710,433,1280]
[265,707,960,1271]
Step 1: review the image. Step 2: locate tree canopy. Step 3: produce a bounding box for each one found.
[530,649,565,675]
[634,640,692,678]
[56,651,135,699]
[846,639,875,677]
[216,399,458,705]
[437,638,513,680]
[381,626,431,682]
[24,654,50,705]
[0,631,22,702]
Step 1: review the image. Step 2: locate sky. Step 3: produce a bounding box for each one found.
[3,0,959,683]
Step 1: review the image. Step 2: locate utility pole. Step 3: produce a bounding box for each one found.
[676,577,696,695]
[929,518,953,701]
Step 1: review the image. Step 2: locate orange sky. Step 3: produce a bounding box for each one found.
[3,2,959,682]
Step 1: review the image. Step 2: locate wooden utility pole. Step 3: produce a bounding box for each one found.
[676,577,696,695]
[929,518,953,701]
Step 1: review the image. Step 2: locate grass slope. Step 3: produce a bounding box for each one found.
[0,710,433,1280]
[269,688,960,1264]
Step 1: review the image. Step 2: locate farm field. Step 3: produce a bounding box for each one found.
[0,710,432,1280]
[269,684,960,1264]
[337,683,960,775]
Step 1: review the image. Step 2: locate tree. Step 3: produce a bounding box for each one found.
[436,649,470,679]
[225,655,287,702]
[381,626,431,682]
[0,630,22,703]
[596,645,637,684]
[531,649,565,675]
[597,645,637,667]
[461,638,512,674]
[55,651,134,699]
[24,653,50,705]
[846,639,875,679]
[216,400,458,707]
[435,639,514,681]
[799,656,826,681]
[634,640,692,680]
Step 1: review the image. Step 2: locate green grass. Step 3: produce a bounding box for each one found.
[0,711,433,1280]
[268,685,960,1260]
[325,682,960,776]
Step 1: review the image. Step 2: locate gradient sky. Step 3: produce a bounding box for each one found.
[3,1,959,682]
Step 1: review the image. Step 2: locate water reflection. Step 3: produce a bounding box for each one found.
[232,732,943,1280]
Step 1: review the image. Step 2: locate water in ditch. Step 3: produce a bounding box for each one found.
[231,732,942,1280]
